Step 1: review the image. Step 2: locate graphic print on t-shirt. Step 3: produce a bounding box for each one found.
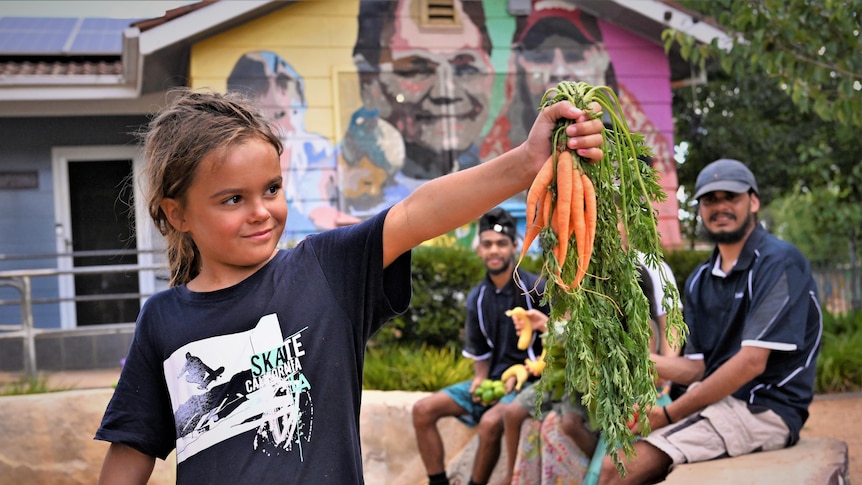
[164,314,313,463]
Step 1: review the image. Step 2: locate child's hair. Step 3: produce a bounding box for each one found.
[144,89,283,287]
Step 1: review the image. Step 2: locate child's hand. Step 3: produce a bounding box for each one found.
[562,102,604,161]
[521,100,604,176]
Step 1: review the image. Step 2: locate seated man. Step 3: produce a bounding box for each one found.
[598,159,822,484]
[412,208,550,485]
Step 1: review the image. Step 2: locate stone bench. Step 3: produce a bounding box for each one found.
[443,424,849,485]
[0,389,850,484]
[361,392,851,484]
[663,436,849,484]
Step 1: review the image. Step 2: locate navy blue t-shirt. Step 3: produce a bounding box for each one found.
[95,210,411,483]
[683,225,822,444]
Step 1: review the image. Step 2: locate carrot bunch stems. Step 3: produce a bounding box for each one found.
[519,81,687,477]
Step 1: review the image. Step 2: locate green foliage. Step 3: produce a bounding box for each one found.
[372,245,484,347]
[372,244,544,348]
[763,189,862,267]
[362,344,472,391]
[672,67,811,207]
[667,0,862,126]
[360,247,860,397]
[516,252,543,275]
[536,81,686,475]
[817,310,862,393]
[0,374,67,396]
[668,1,862,261]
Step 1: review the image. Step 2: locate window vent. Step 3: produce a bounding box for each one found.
[422,0,459,26]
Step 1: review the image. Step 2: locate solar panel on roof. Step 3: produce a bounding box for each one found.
[0,16,139,55]
[0,17,78,30]
[0,17,77,53]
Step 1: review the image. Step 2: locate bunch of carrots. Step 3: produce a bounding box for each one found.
[520,147,596,291]
[517,81,688,477]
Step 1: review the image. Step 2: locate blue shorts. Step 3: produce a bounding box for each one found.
[442,380,520,427]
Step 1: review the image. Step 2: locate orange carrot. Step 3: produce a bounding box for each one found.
[553,151,574,285]
[569,163,586,288]
[521,155,554,261]
[542,186,553,237]
[581,172,596,256]
[575,171,596,286]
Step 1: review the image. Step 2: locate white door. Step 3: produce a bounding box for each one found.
[52,146,161,328]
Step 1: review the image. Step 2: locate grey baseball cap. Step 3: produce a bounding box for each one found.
[694,159,759,200]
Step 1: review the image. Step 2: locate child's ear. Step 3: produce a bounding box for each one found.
[160,198,187,232]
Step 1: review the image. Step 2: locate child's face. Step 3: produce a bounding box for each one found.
[168,137,286,284]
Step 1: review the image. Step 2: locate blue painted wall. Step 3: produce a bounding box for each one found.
[0,115,147,329]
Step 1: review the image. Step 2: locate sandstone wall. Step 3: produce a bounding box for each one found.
[0,389,175,484]
[0,389,849,484]
[0,389,479,485]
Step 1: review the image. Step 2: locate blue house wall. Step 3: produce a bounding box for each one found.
[0,115,147,330]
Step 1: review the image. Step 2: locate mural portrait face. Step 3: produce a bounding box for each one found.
[227,51,350,241]
[508,9,614,144]
[516,31,610,95]
[227,51,307,137]
[354,0,494,179]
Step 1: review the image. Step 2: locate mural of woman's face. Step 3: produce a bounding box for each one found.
[369,0,493,156]
[517,33,610,98]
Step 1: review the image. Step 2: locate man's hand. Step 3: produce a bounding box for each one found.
[509,308,549,334]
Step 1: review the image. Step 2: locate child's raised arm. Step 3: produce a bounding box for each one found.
[382,101,603,267]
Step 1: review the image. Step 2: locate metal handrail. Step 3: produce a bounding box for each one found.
[0,248,162,262]
[0,263,166,376]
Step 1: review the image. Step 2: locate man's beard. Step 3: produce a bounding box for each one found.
[487,257,514,276]
[700,211,755,244]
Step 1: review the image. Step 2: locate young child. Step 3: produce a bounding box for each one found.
[93,89,603,484]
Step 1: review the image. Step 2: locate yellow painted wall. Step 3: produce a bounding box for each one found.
[189,0,360,143]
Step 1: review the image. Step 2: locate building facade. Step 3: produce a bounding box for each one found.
[0,0,726,370]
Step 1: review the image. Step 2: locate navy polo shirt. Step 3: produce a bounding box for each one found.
[683,225,822,444]
[463,269,548,380]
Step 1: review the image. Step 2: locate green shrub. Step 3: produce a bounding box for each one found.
[816,309,862,393]
[373,245,545,349]
[363,344,472,391]
[373,245,484,348]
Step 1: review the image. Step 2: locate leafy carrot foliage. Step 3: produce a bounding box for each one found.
[530,81,687,476]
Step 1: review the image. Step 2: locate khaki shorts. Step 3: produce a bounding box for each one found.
[644,395,790,465]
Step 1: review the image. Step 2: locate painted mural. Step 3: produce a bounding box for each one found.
[210,0,681,248]
[225,51,359,246]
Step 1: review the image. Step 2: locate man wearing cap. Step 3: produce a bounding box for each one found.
[598,159,823,484]
[413,207,549,485]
